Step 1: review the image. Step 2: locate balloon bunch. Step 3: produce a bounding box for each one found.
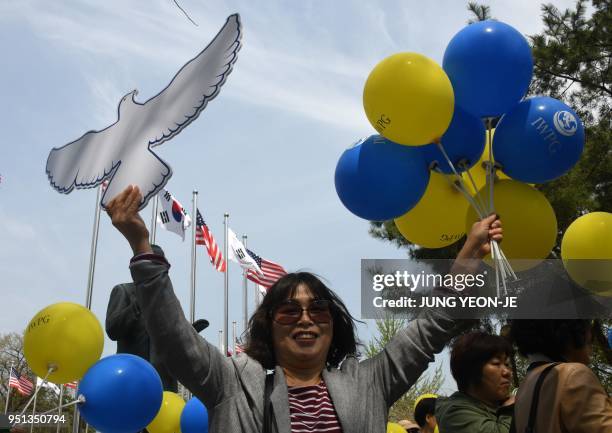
[23,302,210,433]
[335,20,587,294]
[78,358,209,433]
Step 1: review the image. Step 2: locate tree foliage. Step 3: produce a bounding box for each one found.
[366,317,445,422]
[0,332,79,432]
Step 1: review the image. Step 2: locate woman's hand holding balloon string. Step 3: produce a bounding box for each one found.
[106,185,152,256]
[452,214,503,276]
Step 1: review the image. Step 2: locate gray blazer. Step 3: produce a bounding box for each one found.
[131,258,466,433]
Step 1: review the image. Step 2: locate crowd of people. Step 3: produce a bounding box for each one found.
[105,185,611,433]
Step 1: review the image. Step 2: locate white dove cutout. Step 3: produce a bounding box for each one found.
[46,14,242,210]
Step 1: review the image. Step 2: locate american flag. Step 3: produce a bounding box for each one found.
[196,210,226,272]
[8,367,33,396]
[246,249,287,289]
[64,381,78,390]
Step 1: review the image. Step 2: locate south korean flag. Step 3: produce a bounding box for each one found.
[157,189,192,240]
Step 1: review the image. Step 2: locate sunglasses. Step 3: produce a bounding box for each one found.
[272,299,333,325]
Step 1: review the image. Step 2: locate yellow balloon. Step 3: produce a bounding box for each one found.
[147,392,186,433]
[24,302,103,384]
[466,180,557,271]
[561,212,612,297]
[363,52,454,146]
[395,172,469,248]
[387,422,407,433]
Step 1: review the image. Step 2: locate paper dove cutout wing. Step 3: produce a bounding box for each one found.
[46,14,242,210]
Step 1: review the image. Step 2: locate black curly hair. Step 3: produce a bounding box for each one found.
[242,272,360,369]
[509,319,591,360]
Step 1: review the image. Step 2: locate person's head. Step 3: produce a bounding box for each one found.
[398,420,420,433]
[450,331,513,406]
[413,394,437,433]
[243,272,359,371]
[510,319,593,364]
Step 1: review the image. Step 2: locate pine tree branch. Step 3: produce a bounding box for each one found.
[535,64,612,96]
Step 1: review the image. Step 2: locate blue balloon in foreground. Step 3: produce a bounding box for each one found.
[78,354,163,433]
[443,20,533,118]
[181,397,209,433]
[420,105,486,174]
[335,135,430,221]
[493,96,584,183]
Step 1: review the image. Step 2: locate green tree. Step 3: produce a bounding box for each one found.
[1,332,77,433]
[366,317,445,422]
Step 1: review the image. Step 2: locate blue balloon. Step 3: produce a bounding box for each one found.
[180,397,209,433]
[493,96,584,183]
[78,354,163,433]
[420,106,486,174]
[335,135,430,221]
[443,20,533,118]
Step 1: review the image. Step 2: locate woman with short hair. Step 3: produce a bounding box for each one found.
[106,185,503,433]
[436,331,514,433]
[510,319,612,433]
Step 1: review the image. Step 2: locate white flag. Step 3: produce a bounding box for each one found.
[256,283,267,304]
[36,377,60,396]
[228,228,263,274]
[157,189,192,240]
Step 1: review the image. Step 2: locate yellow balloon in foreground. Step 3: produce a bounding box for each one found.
[561,212,612,297]
[24,302,103,384]
[387,422,407,433]
[363,52,454,146]
[395,172,469,248]
[147,391,186,433]
[466,180,557,271]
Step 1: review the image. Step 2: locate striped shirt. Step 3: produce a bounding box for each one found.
[288,380,342,433]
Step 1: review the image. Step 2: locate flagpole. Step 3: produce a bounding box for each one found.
[72,402,80,433]
[56,385,64,433]
[4,362,13,414]
[150,195,159,244]
[29,386,38,433]
[190,191,198,324]
[85,184,103,309]
[232,320,237,355]
[242,234,248,332]
[223,213,229,356]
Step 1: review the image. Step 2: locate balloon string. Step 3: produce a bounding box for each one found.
[434,143,486,218]
[434,139,515,293]
[434,167,486,219]
[486,118,495,214]
[459,162,488,213]
[38,396,85,416]
[19,366,56,416]
[490,237,501,298]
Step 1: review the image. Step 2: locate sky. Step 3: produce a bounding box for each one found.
[0,0,578,395]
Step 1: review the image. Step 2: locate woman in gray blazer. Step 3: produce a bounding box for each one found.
[106,185,502,433]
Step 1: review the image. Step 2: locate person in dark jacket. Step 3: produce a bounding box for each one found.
[106,243,209,391]
[436,332,514,433]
